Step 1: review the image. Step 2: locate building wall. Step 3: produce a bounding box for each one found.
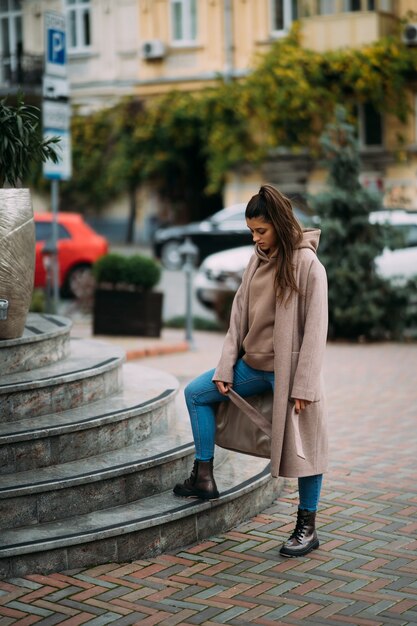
[4,0,417,233]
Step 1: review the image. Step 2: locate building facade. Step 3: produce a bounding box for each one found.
[1,0,417,233]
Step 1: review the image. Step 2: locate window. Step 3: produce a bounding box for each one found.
[359,103,383,147]
[66,0,91,52]
[171,0,197,44]
[35,222,71,242]
[0,0,22,83]
[343,0,361,10]
[379,0,393,11]
[319,0,336,14]
[271,0,298,34]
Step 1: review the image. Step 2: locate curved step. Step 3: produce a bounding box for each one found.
[0,421,191,529]
[0,314,71,375]
[0,453,281,578]
[0,365,179,474]
[0,338,125,423]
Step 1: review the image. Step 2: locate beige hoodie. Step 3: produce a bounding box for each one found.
[242,246,276,371]
[242,229,320,373]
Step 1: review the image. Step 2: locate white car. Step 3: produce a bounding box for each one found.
[195,210,417,310]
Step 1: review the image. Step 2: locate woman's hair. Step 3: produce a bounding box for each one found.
[245,184,303,301]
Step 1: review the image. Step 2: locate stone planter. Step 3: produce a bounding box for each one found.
[93,288,163,337]
[0,189,35,340]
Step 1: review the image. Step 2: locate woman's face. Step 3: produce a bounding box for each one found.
[246,216,278,255]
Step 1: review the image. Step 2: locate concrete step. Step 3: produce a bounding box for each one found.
[0,413,190,529]
[0,364,178,474]
[0,452,280,578]
[0,314,71,375]
[0,338,125,423]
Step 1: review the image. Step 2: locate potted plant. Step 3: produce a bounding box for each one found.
[92,253,164,337]
[0,96,60,339]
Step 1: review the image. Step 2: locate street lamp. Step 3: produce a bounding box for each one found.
[179,237,199,349]
[41,238,58,313]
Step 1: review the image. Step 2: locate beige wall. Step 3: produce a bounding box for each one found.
[22,0,140,112]
[19,1,417,221]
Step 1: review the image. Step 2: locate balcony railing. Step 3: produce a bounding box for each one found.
[0,53,43,87]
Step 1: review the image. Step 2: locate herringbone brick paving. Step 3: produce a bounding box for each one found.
[1,342,416,625]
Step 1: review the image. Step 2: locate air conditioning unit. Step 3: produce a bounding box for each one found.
[402,24,417,46]
[141,40,166,60]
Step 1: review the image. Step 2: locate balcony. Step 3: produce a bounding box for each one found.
[299,1,399,52]
[0,53,43,95]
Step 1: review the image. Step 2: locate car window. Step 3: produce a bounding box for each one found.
[405,224,417,247]
[210,206,246,224]
[35,222,72,242]
[388,224,417,249]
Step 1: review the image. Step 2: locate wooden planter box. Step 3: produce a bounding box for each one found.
[93,288,163,337]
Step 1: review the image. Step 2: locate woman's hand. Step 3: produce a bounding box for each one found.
[215,381,233,395]
[294,398,312,413]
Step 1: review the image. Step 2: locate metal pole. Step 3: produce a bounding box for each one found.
[223,0,234,83]
[184,259,195,350]
[51,178,60,313]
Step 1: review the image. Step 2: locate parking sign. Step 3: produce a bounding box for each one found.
[44,12,67,78]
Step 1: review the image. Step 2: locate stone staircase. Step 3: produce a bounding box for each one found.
[0,314,281,579]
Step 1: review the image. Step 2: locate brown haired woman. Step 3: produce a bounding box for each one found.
[174,184,328,557]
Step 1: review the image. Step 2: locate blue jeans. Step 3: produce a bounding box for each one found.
[184,359,323,511]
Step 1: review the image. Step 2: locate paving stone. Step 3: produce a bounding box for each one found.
[1,342,417,625]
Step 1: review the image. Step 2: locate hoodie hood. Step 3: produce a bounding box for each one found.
[254,228,321,260]
[254,245,272,262]
[296,228,321,253]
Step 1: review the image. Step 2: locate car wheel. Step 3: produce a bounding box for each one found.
[61,264,93,299]
[160,240,183,270]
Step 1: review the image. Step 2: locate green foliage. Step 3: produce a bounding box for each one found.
[311,109,410,340]
[93,252,161,290]
[33,27,417,214]
[165,315,222,331]
[30,289,46,313]
[0,96,60,187]
[123,254,161,290]
[93,253,128,284]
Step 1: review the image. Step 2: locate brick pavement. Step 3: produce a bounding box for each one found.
[1,341,416,626]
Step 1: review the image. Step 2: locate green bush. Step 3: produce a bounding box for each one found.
[30,289,46,313]
[93,253,128,284]
[165,315,222,332]
[93,253,161,290]
[124,254,161,290]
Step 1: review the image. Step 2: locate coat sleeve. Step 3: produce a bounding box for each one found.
[212,261,251,384]
[291,259,328,402]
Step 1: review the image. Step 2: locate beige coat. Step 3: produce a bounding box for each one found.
[213,229,328,478]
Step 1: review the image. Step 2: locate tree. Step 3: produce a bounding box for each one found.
[311,107,407,340]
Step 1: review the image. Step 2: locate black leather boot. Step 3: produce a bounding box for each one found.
[279,509,319,557]
[173,458,219,500]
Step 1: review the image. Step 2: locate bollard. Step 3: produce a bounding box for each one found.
[0,299,9,320]
[41,239,58,314]
[179,237,199,350]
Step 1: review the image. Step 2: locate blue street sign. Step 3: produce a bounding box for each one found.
[44,12,67,78]
[47,29,66,65]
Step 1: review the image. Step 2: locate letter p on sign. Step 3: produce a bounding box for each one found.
[48,29,66,65]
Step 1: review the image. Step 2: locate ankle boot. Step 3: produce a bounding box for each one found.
[279,508,319,557]
[173,458,219,500]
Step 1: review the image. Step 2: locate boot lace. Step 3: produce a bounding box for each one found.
[289,511,308,543]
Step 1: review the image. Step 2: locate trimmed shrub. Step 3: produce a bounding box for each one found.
[124,254,161,290]
[93,253,161,290]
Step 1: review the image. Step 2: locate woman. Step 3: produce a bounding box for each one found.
[174,184,328,557]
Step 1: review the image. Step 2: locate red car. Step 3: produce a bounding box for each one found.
[34,212,109,297]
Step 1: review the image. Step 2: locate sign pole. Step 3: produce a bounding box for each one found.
[42,11,71,313]
[51,179,60,312]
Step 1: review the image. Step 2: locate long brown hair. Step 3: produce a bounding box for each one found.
[245,184,303,302]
